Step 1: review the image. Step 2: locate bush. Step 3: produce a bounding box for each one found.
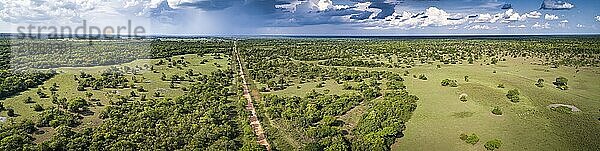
[418,74,428,80]
[465,133,479,145]
[535,78,544,87]
[484,139,502,150]
[459,133,468,140]
[551,106,573,114]
[33,104,44,112]
[553,77,568,90]
[441,79,458,87]
[492,107,502,115]
[506,89,520,103]
[7,108,16,117]
[0,102,4,111]
[459,95,468,102]
[497,83,504,88]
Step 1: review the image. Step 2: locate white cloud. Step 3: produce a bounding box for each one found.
[466,24,497,30]
[576,24,584,28]
[373,7,467,29]
[526,11,542,19]
[545,14,559,20]
[532,22,550,29]
[596,16,600,22]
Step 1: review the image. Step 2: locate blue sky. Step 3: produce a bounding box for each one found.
[1,0,599,35]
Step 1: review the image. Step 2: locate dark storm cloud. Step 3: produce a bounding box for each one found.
[540,0,575,10]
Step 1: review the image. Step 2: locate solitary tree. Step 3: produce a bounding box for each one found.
[506,89,520,103]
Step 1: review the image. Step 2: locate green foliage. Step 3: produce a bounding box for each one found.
[535,78,545,87]
[441,79,458,87]
[492,107,502,115]
[66,98,88,113]
[484,139,502,150]
[353,90,418,150]
[418,74,428,80]
[0,120,37,150]
[32,104,44,112]
[551,106,573,114]
[464,133,479,145]
[37,108,81,128]
[0,70,55,99]
[553,77,569,90]
[7,108,15,117]
[506,89,520,103]
[459,133,468,141]
[497,83,504,88]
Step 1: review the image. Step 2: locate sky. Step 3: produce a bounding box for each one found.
[0,0,599,35]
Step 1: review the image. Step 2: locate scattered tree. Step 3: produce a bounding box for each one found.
[484,139,502,151]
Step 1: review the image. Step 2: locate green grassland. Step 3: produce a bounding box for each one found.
[252,55,599,150]
[0,53,230,142]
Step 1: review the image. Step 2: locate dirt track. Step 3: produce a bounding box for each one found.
[234,40,271,150]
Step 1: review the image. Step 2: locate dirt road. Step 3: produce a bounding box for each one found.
[233,40,271,150]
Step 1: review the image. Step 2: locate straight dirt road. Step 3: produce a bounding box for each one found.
[233,40,271,150]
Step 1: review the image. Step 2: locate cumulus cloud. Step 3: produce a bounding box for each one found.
[545,14,559,20]
[532,22,550,29]
[540,0,574,10]
[369,7,467,29]
[0,0,97,24]
[465,25,497,30]
[596,16,600,22]
[526,11,542,19]
[576,24,584,28]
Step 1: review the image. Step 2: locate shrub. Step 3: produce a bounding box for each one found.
[506,89,520,103]
[7,108,16,117]
[551,106,573,114]
[492,107,502,115]
[418,74,428,80]
[459,95,468,102]
[535,78,544,87]
[441,79,458,87]
[553,77,569,90]
[23,97,35,104]
[0,102,4,111]
[459,133,468,140]
[465,133,479,145]
[497,83,504,88]
[484,139,502,150]
[33,104,44,112]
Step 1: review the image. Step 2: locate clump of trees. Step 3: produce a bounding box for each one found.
[418,74,428,80]
[460,133,480,145]
[553,77,568,90]
[0,70,56,99]
[506,89,520,103]
[484,139,502,150]
[441,79,458,87]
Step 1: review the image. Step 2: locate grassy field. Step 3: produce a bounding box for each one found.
[0,53,230,142]
[253,56,599,150]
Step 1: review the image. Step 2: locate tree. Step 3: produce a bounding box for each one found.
[535,78,544,87]
[67,98,88,113]
[459,133,468,141]
[506,89,520,103]
[33,104,44,112]
[464,76,469,82]
[484,139,502,150]
[7,108,15,117]
[497,83,505,88]
[459,95,468,102]
[37,89,48,98]
[465,133,479,145]
[0,102,4,111]
[491,107,502,115]
[23,97,34,104]
[553,77,568,90]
